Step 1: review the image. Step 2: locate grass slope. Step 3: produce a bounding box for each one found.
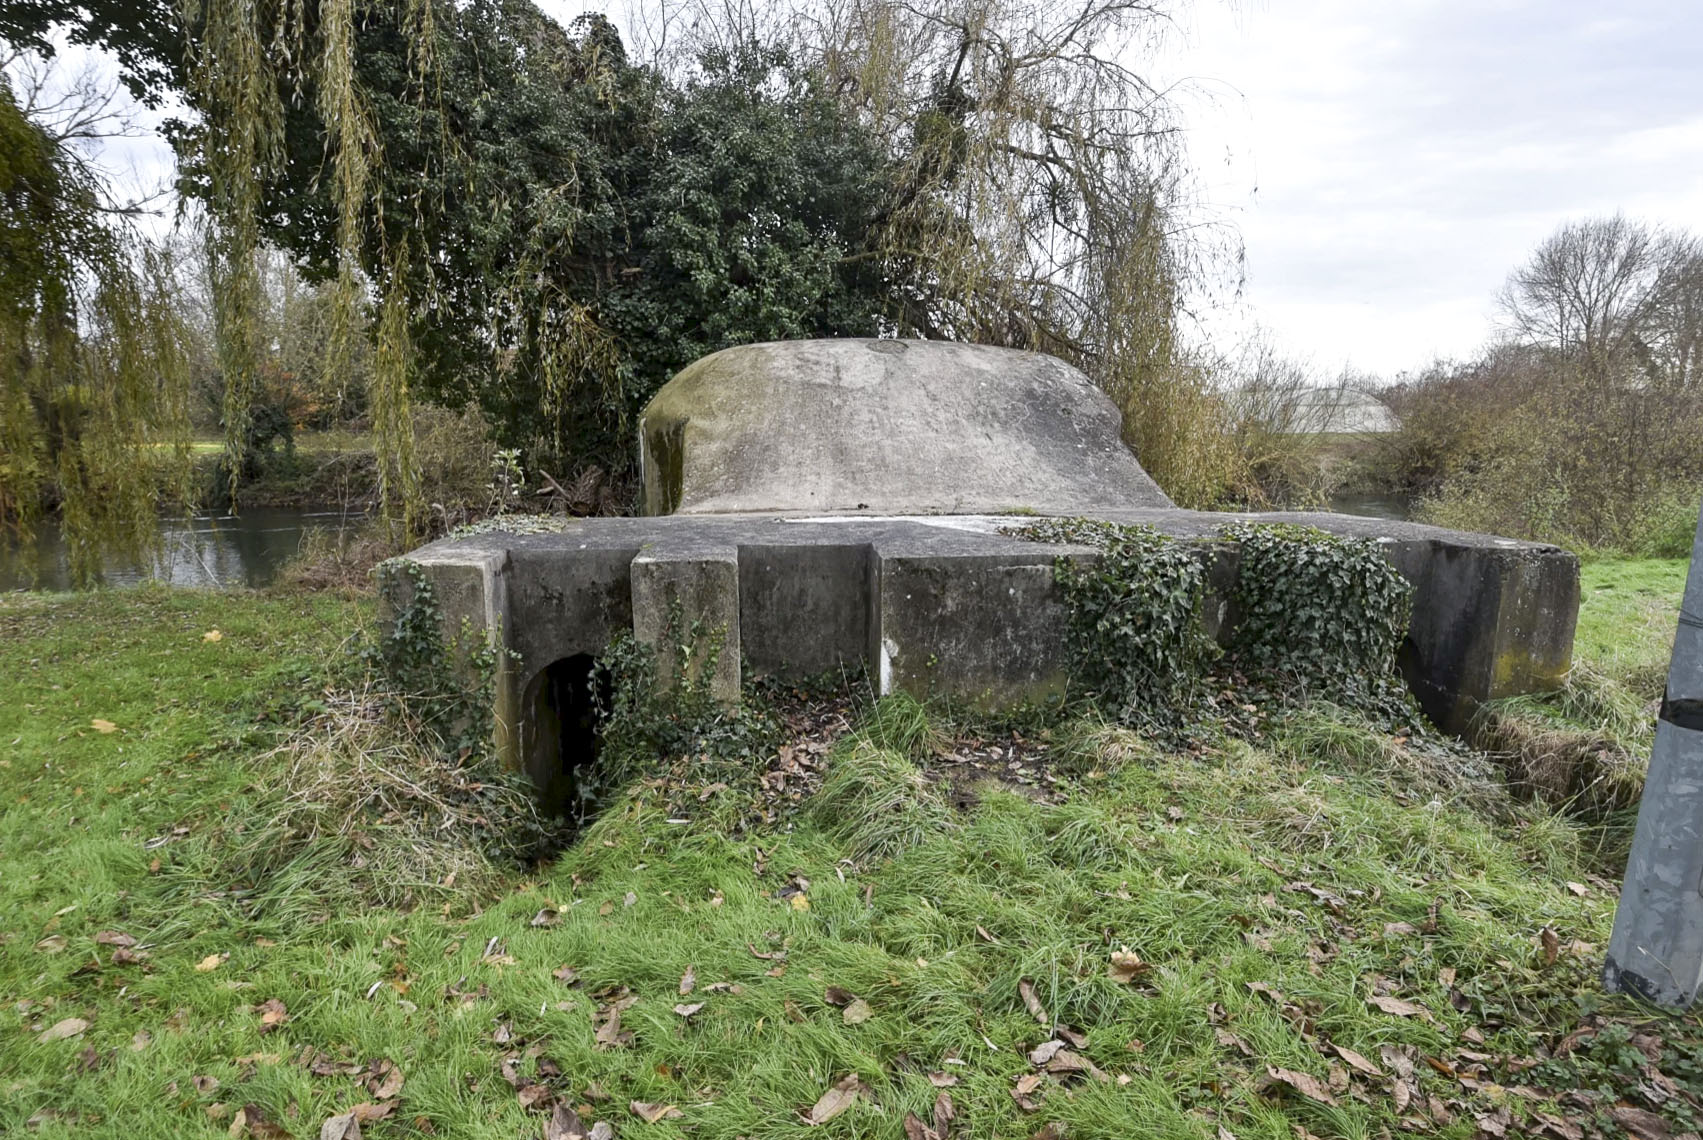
[2,566,1700,1139]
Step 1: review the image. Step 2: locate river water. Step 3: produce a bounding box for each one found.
[3,493,1416,592]
[2,508,365,592]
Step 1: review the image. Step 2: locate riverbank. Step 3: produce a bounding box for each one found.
[2,558,1696,1137]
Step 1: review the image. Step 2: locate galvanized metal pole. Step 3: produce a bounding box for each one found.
[1604,497,1703,1007]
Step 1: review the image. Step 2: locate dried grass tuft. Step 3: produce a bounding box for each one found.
[235,685,564,907]
[1473,664,1651,819]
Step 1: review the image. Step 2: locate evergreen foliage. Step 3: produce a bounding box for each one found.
[1220,522,1413,708]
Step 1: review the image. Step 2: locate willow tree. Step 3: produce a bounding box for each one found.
[793,0,1240,504]
[174,0,903,530]
[0,71,193,586]
[172,0,429,538]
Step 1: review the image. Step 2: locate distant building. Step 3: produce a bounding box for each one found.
[1289,386,1399,434]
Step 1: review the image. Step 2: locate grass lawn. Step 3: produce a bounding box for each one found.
[2,565,1700,1139]
[1575,559,1690,690]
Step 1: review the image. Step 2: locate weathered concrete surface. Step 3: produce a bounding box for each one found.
[640,339,1175,516]
[404,509,1578,797]
[1604,501,1703,1008]
[631,541,741,702]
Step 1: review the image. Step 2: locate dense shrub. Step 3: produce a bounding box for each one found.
[1369,347,1703,551]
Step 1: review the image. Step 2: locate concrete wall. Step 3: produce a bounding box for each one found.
[400,510,1578,798]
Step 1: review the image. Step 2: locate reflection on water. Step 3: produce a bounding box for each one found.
[1326,492,1415,522]
[3,508,366,592]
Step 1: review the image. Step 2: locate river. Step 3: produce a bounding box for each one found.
[2,508,366,592]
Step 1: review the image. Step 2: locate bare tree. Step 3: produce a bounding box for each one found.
[1498,214,1700,387]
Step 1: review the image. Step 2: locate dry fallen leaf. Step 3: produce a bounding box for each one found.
[1010,1072,1044,1112]
[364,1058,404,1100]
[203,629,223,642]
[842,998,874,1025]
[544,1102,588,1140]
[230,1104,290,1139]
[679,965,696,996]
[823,985,855,1007]
[1029,1040,1065,1066]
[1611,1106,1672,1140]
[1368,994,1430,1020]
[1214,1028,1254,1057]
[1044,1048,1108,1082]
[91,718,118,733]
[927,1071,959,1088]
[1539,927,1561,967]
[1018,979,1050,1026]
[630,1100,684,1124]
[195,953,228,972]
[673,1002,704,1018]
[35,934,67,954]
[319,1112,362,1140]
[932,1091,955,1134]
[902,1111,937,1140]
[94,930,136,948]
[194,1075,221,1094]
[256,999,288,1031]
[38,1018,90,1042]
[1264,1065,1337,1106]
[805,1075,868,1125]
[1331,1043,1384,1077]
[1107,947,1150,984]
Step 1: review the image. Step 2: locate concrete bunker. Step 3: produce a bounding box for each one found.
[398,338,1582,785]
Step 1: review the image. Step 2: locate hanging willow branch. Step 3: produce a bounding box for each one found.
[184,0,430,537]
[0,73,194,586]
[183,0,283,508]
[372,241,422,542]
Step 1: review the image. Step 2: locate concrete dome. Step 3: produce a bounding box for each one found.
[639,338,1174,516]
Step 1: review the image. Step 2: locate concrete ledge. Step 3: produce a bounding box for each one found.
[400,510,1579,781]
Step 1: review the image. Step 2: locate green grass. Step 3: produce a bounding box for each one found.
[4,575,1703,1138]
[1472,557,1688,867]
[1575,557,1690,690]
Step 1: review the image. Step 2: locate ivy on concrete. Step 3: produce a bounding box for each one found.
[371,558,514,760]
[1011,518,1214,730]
[1013,518,1418,732]
[592,605,775,787]
[1220,522,1413,711]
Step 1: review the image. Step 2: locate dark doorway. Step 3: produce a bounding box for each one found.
[524,654,611,821]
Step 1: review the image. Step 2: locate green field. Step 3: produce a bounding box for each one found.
[1576,558,1690,690]
[1,563,1698,1138]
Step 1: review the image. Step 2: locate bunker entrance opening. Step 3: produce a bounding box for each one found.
[525,653,613,823]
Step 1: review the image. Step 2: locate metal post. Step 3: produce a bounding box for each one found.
[1604,497,1703,1007]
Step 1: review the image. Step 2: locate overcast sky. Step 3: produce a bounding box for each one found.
[1156,0,1703,377]
[47,0,1703,381]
